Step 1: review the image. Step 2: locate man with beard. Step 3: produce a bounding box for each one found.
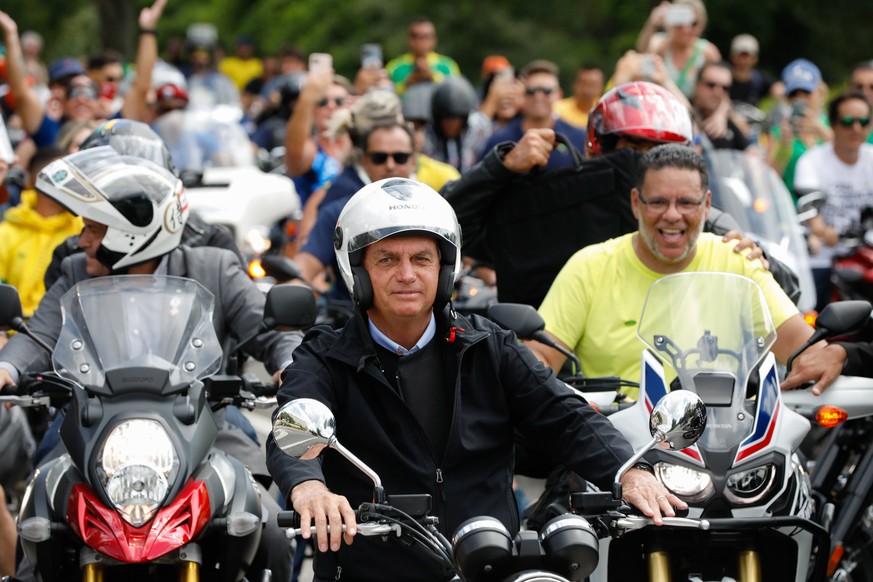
[525,144,816,399]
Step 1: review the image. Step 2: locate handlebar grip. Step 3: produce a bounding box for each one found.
[277,510,300,528]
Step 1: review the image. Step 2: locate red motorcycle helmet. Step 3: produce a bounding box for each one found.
[586,81,693,157]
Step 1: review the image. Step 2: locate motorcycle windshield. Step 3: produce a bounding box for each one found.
[52,276,223,390]
[637,272,776,452]
[152,106,255,173]
[707,149,816,312]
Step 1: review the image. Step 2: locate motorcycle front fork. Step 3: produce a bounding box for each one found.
[79,557,200,581]
[646,549,762,582]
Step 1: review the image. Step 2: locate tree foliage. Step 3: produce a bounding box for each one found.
[2,0,870,91]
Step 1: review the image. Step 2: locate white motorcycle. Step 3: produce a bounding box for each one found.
[152,106,301,269]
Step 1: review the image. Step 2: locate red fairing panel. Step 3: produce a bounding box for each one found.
[67,479,211,563]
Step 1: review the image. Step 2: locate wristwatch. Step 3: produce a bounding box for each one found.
[631,462,655,475]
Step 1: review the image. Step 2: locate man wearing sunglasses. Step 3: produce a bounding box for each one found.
[691,61,751,151]
[849,61,873,145]
[794,91,873,311]
[478,59,586,171]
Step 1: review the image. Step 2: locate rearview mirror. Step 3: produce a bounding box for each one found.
[0,285,24,330]
[263,284,317,331]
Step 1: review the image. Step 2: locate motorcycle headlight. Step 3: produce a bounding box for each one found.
[655,462,714,502]
[725,464,776,504]
[97,420,180,527]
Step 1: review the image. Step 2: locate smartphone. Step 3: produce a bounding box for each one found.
[360,44,383,69]
[308,53,333,76]
[665,3,695,27]
[0,115,13,165]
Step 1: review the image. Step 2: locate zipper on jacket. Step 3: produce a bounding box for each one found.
[436,468,447,503]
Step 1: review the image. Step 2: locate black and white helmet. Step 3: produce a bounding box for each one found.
[333,178,461,311]
[36,146,187,271]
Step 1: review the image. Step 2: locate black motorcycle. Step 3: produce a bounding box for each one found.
[0,276,314,581]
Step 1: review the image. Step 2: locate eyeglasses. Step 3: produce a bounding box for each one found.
[366,151,413,165]
[839,116,871,128]
[702,80,731,91]
[410,32,435,40]
[104,76,122,83]
[525,86,555,96]
[852,84,873,92]
[317,96,346,108]
[637,192,706,215]
[67,85,98,100]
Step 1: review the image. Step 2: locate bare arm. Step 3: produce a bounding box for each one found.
[121,0,167,121]
[523,331,570,373]
[0,11,44,134]
[284,70,332,177]
[771,314,816,366]
[635,1,670,53]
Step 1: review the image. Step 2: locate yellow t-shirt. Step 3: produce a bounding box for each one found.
[0,189,83,317]
[416,154,460,191]
[552,97,589,130]
[537,232,799,398]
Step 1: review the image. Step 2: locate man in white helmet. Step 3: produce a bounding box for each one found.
[0,146,299,581]
[266,177,682,582]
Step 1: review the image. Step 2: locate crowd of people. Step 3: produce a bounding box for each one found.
[1,2,873,581]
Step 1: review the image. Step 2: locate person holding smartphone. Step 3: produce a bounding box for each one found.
[635,0,720,99]
[283,53,353,207]
[385,17,460,95]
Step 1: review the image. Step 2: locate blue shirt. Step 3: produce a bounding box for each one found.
[369,314,436,356]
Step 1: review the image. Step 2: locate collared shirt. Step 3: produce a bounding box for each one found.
[368,314,436,356]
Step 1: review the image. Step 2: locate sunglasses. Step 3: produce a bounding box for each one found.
[525,86,555,96]
[67,85,98,100]
[702,80,731,91]
[367,151,413,165]
[839,116,871,128]
[317,96,347,108]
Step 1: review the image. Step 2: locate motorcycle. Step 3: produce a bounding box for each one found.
[0,276,314,581]
[779,297,873,581]
[152,106,302,274]
[270,391,709,582]
[489,272,870,581]
[599,272,871,581]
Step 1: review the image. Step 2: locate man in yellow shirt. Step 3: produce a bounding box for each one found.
[552,64,604,130]
[527,143,816,397]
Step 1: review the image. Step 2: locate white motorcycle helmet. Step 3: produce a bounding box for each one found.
[36,146,188,271]
[334,178,462,312]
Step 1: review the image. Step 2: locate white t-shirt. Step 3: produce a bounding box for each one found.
[794,142,873,266]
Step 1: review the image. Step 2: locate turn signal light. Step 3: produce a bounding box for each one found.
[803,311,818,327]
[816,406,848,428]
[248,259,266,279]
[828,544,844,577]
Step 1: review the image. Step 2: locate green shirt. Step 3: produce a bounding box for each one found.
[385,51,460,94]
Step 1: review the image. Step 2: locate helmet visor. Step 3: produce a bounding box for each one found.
[38,146,178,227]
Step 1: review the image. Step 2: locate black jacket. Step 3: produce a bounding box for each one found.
[266,309,634,582]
